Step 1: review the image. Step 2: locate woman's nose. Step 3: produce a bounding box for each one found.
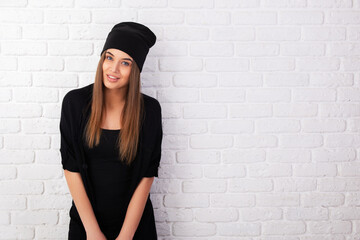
[111,61,121,73]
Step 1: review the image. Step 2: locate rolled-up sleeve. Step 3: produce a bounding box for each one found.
[59,94,80,172]
[143,102,163,178]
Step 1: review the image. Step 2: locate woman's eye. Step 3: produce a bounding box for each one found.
[122,61,130,66]
[106,56,112,60]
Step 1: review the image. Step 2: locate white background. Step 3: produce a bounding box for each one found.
[0,0,360,239]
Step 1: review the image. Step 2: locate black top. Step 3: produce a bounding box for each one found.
[59,83,162,239]
[84,128,132,228]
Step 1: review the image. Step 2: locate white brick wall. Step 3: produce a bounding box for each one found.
[0,0,360,239]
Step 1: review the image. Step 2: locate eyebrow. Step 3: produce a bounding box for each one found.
[105,51,133,62]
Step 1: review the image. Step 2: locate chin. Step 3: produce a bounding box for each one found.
[103,81,128,90]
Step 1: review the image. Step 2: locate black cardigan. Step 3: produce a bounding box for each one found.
[59,83,163,227]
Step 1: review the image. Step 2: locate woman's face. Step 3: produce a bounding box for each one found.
[102,48,133,91]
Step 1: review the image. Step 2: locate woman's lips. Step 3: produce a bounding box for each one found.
[106,74,120,82]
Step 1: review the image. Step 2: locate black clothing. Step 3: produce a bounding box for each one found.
[59,83,162,240]
[85,129,131,230]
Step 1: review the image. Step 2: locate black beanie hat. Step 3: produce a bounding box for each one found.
[100,21,157,72]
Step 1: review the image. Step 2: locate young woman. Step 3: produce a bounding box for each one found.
[59,22,162,240]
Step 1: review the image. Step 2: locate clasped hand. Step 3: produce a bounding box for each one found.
[86,231,132,240]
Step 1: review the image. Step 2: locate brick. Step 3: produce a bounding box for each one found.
[164,194,209,208]
[279,134,323,148]
[165,27,209,41]
[45,10,90,24]
[236,43,279,56]
[159,165,202,179]
[195,208,238,222]
[267,149,311,163]
[229,178,273,192]
[0,196,26,210]
[169,0,213,8]
[302,119,346,133]
[248,163,292,177]
[210,119,253,133]
[285,207,328,220]
[92,9,137,23]
[139,11,184,24]
[177,150,220,164]
[310,73,354,87]
[211,193,255,207]
[183,180,226,193]
[302,192,345,207]
[187,11,230,25]
[29,0,73,7]
[0,226,34,239]
[255,119,300,133]
[257,193,300,207]
[230,104,272,118]
[320,103,360,117]
[13,87,58,103]
[265,72,309,86]
[303,27,346,41]
[215,0,260,8]
[183,104,227,119]
[18,165,62,180]
[281,43,325,56]
[204,164,246,178]
[158,88,199,102]
[163,119,207,135]
[308,0,353,8]
[326,11,360,24]
[263,221,306,235]
[159,57,202,72]
[217,222,260,236]
[0,181,43,195]
[313,148,356,162]
[173,222,216,236]
[279,11,324,24]
[205,58,249,72]
[257,27,301,41]
[325,134,360,148]
[246,88,291,102]
[252,57,295,71]
[262,0,306,8]
[4,135,50,149]
[12,210,58,225]
[294,163,337,177]
[190,42,233,57]
[232,11,277,25]
[201,89,245,102]
[23,24,68,39]
[235,134,277,148]
[2,41,47,56]
[19,57,63,72]
[274,178,317,192]
[212,27,255,40]
[190,135,233,149]
[123,0,167,8]
[223,149,266,163]
[173,73,217,87]
[241,208,282,221]
[308,221,351,234]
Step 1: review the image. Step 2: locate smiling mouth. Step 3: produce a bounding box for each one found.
[106,74,120,81]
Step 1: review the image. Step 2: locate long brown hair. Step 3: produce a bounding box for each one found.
[83,51,144,166]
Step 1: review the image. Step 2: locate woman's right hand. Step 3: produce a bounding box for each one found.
[86,230,107,240]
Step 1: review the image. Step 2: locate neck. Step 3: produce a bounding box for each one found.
[103,87,126,112]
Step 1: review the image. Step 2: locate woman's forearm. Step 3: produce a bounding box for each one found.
[64,170,101,234]
[118,177,154,239]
